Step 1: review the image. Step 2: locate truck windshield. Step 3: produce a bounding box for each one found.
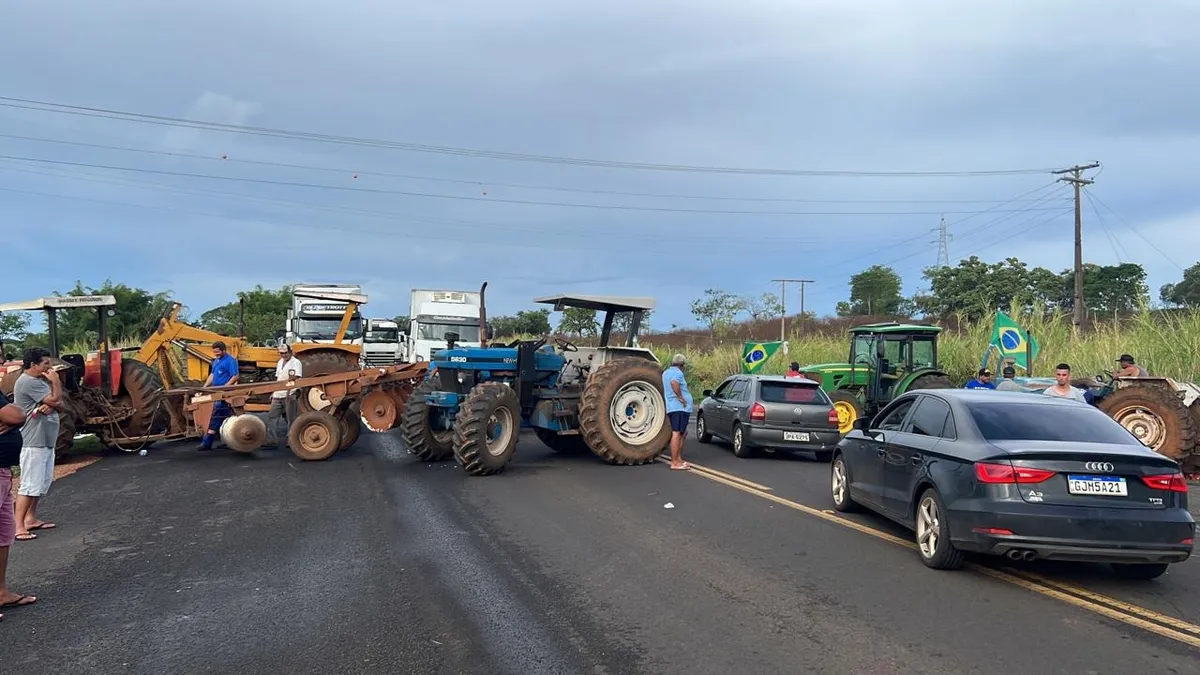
[417,322,481,342]
[295,317,362,341]
[364,329,399,343]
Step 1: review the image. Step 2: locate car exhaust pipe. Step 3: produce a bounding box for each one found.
[1006,549,1023,560]
[1021,550,1037,561]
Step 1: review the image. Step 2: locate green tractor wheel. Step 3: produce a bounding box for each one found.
[828,390,863,436]
[908,373,955,391]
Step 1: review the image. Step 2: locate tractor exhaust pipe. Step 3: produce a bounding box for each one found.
[478,281,489,348]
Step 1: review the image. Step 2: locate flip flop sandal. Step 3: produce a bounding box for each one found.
[670,463,691,471]
[0,594,37,609]
[29,522,56,530]
[14,532,37,541]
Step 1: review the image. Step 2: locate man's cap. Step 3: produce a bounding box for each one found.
[977,368,992,377]
[790,362,799,370]
[1117,354,1135,364]
[277,343,291,353]
[672,353,686,365]
[1002,365,1016,377]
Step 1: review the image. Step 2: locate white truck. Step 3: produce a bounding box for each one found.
[286,284,366,347]
[362,318,407,367]
[407,288,484,362]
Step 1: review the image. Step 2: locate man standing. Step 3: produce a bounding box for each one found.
[1115,354,1148,378]
[13,348,62,541]
[995,365,1024,391]
[266,344,302,447]
[964,368,996,389]
[198,341,240,451]
[0,386,37,619]
[661,353,693,471]
[1043,363,1088,403]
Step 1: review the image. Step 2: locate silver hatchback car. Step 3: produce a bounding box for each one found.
[696,374,841,460]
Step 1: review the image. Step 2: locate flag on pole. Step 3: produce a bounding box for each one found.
[742,340,785,373]
[990,311,1039,371]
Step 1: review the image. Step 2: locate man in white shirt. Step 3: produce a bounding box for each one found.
[1043,362,1088,403]
[267,344,303,447]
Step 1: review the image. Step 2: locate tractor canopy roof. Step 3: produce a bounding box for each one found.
[0,295,117,312]
[533,294,655,313]
[848,322,941,335]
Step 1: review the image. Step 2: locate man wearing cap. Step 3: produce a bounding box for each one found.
[995,365,1024,391]
[266,344,303,447]
[1115,354,1148,378]
[964,368,996,389]
[785,362,802,378]
[661,353,693,470]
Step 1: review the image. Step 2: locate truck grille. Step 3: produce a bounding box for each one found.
[364,354,399,367]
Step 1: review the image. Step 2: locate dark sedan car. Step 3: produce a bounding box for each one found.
[830,389,1194,579]
[696,375,841,460]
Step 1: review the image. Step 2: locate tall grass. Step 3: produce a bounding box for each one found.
[644,309,1200,393]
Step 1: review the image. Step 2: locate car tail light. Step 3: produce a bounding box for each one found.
[750,402,766,421]
[975,462,1055,484]
[972,527,1014,536]
[827,408,839,426]
[1141,473,1189,492]
[1182,538,1194,546]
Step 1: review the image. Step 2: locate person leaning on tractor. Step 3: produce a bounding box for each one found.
[662,353,693,471]
[198,341,240,452]
[1,384,38,620]
[266,343,302,448]
[13,348,63,541]
[1115,354,1148,378]
[1043,363,1088,403]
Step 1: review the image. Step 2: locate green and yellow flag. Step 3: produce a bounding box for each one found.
[990,311,1039,370]
[742,340,784,373]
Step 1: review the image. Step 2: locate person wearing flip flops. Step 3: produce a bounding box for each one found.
[1,376,38,621]
[662,353,693,471]
[13,348,63,541]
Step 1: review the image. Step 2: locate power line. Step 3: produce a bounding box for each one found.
[1083,187,1184,271]
[0,154,1073,217]
[0,132,1077,206]
[770,279,814,340]
[0,96,1066,177]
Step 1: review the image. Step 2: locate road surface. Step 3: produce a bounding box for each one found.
[5,426,1198,674]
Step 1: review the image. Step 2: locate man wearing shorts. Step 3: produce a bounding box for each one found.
[1,372,38,620]
[13,348,62,541]
[662,353,693,470]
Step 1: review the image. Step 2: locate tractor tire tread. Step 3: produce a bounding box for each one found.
[453,382,520,476]
[578,357,672,465]
[1098,384,1197,460]
[400,379,455,461]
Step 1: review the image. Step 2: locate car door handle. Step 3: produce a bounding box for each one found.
[877,448,886,456]
[910,454,922,465]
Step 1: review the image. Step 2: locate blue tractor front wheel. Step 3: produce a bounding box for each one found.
[453,382,521,476]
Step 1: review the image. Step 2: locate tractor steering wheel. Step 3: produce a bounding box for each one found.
[554,336,579,352]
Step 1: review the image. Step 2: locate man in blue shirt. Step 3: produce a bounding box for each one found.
[964,368,996,390]
[661,353,693,470]
[199,341,240,451]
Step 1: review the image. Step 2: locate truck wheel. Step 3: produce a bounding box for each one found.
[288,410,343,461]
[295,349,360,413]
[1098,385,1196,460]
[534,428,588,454]
[579,358,671,465]
[828,390,863,436]
[400,379,455,461]
[453,382,521,475]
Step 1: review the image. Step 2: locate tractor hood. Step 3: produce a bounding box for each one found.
[798,362,856,372]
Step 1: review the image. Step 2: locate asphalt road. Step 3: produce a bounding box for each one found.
[5,424,1199,674]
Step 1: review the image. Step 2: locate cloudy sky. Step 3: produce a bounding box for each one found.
[1,0,1197,332]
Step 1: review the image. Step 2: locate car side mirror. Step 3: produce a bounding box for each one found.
[702,389,713,398]
[854,417,883,440]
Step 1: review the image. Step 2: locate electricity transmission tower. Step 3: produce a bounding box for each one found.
[930,217,952,268]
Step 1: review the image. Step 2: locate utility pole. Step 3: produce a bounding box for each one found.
[930,216,952,268]
[1052,162,1100,329]
[771,278,814,341]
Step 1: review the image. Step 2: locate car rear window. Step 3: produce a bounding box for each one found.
[965,401,1142,445]
[760,381,829,405]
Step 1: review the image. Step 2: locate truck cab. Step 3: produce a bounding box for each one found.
[407,289,485,362]
[362,318,406,367]
[286,284,365,346]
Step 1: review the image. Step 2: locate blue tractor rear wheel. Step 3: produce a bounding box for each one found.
[401,378,455,461]
[453,382,521,476]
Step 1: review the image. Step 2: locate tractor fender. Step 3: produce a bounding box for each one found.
[895,368,955,395]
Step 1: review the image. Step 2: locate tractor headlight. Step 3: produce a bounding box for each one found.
[457,371,466,384]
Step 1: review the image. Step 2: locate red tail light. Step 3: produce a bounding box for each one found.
[1141,473,1189,492]
[975,462,1055,484]
[827,408,839,426]
[750,402,766,421]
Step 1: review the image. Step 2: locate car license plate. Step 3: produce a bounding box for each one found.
[784,431,810,442]
[1066,474,1128,496]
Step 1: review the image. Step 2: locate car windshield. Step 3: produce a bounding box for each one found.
[759,381,829,404]
[966,401,1142,445]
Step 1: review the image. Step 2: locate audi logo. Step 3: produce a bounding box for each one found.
[1084,461,1115,472]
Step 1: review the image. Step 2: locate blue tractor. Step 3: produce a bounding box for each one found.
[400,288,672,476]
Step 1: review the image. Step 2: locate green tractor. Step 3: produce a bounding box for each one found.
[797,322,955,435]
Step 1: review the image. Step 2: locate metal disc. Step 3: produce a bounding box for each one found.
[360,390,398,432]
[220,414,267,453]
[386,383,414,428]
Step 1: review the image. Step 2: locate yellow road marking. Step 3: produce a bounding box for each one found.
[673,461,1200,650]
[655,457,773,492]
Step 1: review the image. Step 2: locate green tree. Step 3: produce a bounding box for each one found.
[392,315,410,330]
[612,310,652,338]
[743,292,784,323]
[1160,261,1200,307]
[491,309,552,338]
[691,289,745,336]
[53,280,177,347]
[914,257,1059,320]
[838,265,904,316]
[0,312,30,359]
[198,285,292,344]
[1055,263,1149,314]
[557,307,599,337]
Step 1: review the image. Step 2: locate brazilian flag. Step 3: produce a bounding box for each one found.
[990,311,1040,370]
[742,340,784,374]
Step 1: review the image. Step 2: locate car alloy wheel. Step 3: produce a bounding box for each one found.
[832,458,848,506]
[914,488,965,570]
[916,494,941,560]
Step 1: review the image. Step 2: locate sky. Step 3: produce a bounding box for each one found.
[1,0,1198,333]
